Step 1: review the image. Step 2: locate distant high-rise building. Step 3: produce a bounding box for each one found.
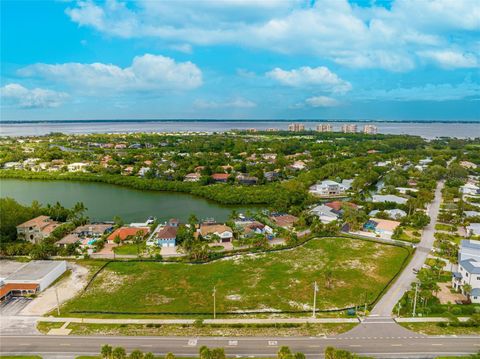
[363,125,378,134]
[288,123,305,132]
[341,124,357,133]
[316,124,333,132]
[266,128,277,132]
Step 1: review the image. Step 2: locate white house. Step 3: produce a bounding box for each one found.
[369,209,407,220]
[467,224,480,237]
[311,205,339,223]
[309,180,351,197]
[452,259,480,303]
[371,194,408,205]
[67,162,88,172]
[396,187,419,195]
[461,183,480,196]
[459,240,480,262]
[465,211,480,218]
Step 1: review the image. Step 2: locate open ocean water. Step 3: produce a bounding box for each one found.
[0,120,479,138]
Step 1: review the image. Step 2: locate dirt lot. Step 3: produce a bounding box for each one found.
[436,282,466,304]
[20,262,88,316]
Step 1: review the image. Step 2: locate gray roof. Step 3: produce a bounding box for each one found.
[471,288,480,296]
[460,258,480,274]
[5,260,66,281]
[461,239,480,251]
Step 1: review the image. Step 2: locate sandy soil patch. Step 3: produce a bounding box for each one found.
[20,262,89,316]
[226,294,242,301]
[436,282,466,304]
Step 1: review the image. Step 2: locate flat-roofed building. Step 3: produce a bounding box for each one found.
[288,123,305,132]
[0,260,67,301]
[341,124,357,133]
[316,124,332,132]
[363,125,378,134]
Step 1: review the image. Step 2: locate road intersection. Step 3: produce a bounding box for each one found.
[2,180,479,358]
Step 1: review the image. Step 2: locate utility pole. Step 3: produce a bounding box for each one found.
[55,287,60,316]
[397,303,401,317]
[213,286,216,319]
[364,291,368,315]
[412,282,419,317]
[312,281,318,318]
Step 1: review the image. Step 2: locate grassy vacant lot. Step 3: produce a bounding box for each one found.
[62,238,407,316]
[113,243,145,255]
[38,322,355,337]
[400,322,480,335]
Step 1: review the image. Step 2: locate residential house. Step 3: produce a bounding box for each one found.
[460,161,478,169]
[371,194,408,205]
[211,173,229,183]
[459,240,480,262]
[311,205,339,223]
[363,218,401,238]
[289,160,307,171]
[369,209,407,220]
[236,174,258,185]
[107,226,150,243]
[138,167,150,177]
[462,183,480,196]
[309,180,351,197]
[183,172,202,182]
[452,240,480,303]
[155,225,178,247]
[56,223,112,248]
[467,224,480,237]
[465,211,480,218]
[3,161,23,170]
[242,221,274,239]
[269,213,298,229]
[67,162,88,172]
[16,216,60,243]
[264,171,280,182]
[325,200,358,212]
[396,187,419,195]
[198,223,233,243]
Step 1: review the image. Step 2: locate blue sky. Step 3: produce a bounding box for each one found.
[1,0,479,121]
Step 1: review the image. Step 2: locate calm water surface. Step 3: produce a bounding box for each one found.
[1,120,479,138]
[0,178,250,223]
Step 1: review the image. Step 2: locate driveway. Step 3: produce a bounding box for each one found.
[370,180,444,317]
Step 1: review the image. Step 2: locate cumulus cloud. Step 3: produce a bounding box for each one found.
[0,84,68,108]
[305,96,340,107]
[267,66,352,93]
[194,97,257,109]
[418,50,479,69]
[18,54,202,92]
[64,0,480,71]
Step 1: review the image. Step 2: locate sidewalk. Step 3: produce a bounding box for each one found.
[36,316,361,325]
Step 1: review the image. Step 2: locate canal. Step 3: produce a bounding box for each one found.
[0,178,252,222]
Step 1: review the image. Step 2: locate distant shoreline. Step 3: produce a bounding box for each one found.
[1,119,479,124]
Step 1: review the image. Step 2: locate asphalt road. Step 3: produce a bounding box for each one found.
[371,181,444,316]
[2,329,480,358]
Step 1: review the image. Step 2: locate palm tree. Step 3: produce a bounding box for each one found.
[112,347,126,359]
[134,230,145,257]
[463,284,473,302]
[101,344,112,359]
[324,269,333,290]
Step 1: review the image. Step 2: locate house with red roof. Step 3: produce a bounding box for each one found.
[107,226,149,243]
[212,173,229,183]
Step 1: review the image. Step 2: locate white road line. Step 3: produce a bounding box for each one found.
[59,343,71,346]
[268,341,278,346]
[228,340,238,346]
[431,344,443,346]
[188,339,198,346]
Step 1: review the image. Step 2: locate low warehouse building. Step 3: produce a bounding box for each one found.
[0,260,67,301]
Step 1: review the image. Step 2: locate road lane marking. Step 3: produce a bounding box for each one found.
[228,340,238,346]
[141,345,153,347]
[391,344,402,347]
[431,344,443,346]
[60,343,71,346]
[268,341,278,346]
[308,345,320,348]
[19,344,30,346]
[349,345,361,347]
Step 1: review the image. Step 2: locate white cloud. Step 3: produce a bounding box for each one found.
[194,97,256,109]
[356,82,480,101]
[0,84,68,108]
[267,66,352,93]
[18,54,202,92]
[418,50,479,69]
[64,0,480,71]
[305,96,340,107]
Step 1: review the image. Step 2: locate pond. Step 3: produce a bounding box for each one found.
[0,178,254,223]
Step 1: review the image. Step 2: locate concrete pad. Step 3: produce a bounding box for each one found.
[47,327,72,335]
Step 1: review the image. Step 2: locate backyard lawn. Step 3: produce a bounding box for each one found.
[61,237,408,316]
